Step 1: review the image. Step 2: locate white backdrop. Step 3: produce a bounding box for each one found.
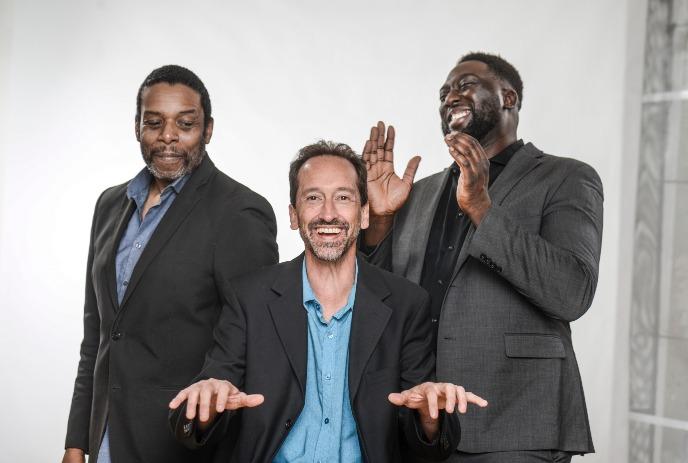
[0,0,635,461]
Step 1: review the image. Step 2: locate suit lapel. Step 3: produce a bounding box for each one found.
[452,143,543,276]
[348,258,392,400]
[267,256,308,396]
[106,195,136,311]
[394,169,449,283]
[119,156,217,309]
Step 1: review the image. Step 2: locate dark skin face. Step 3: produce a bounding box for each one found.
[135,83,213,191]
[439,60,518,156]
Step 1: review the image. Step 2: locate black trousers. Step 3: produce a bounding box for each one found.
[445,450,576,462]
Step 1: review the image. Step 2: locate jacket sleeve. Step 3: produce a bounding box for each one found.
[170,285,247,449]
[64,192,105,452]
[467,162,604,321]
[398,291,460,460]
[359,229,393,271]
[214,192,278,290]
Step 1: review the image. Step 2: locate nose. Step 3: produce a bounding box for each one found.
[319,197,337,222]
[159,120,179,144]
[444,89,461,108]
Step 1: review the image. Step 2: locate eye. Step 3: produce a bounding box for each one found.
[336,194,352,202]
[143,119,161,127]
[305,194,321,202]
[178,120,196,129]
[459,81,477,91]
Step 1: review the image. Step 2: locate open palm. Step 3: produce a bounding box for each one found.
[362,121,420,216]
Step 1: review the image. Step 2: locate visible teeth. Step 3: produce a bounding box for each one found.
[450,110,470,122]
[318,227,342,234]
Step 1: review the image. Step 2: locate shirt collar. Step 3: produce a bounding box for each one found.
[126,168,191,210]
[302,259,358,321]
[449,139,524,174]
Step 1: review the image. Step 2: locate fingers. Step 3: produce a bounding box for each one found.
[443,383,457,414]
[376,121,386,149]
[384,125,395,161]
[402,156,421,186]
[185,385,200,420]
[466,391,488,408]
[455,385,468,414]
[169,388,189,410]
[226,392,265,410]
[426,383,439,419]
[388,392,406,406]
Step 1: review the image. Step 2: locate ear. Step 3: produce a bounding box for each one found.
[135,118,141,142]
[289,204,299,230]
[502,88,518,110]
[203,117,214,144]
[361,202,370,230]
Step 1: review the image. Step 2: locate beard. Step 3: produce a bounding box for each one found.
[141,140,206,181]
[441,93,501,141]
[299,217,360,263]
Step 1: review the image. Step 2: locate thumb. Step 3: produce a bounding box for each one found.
[402,156,421,186]
[388,392,405,406]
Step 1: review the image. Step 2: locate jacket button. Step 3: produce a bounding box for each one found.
[480,254,487,261]
[111,332,122,341]
[285,419,292,428]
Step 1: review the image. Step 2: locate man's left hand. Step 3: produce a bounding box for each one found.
[389,382,488,441]
[444,132,492,226]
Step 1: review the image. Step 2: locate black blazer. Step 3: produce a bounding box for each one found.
[171,255,460,462]
[65,156,279,463]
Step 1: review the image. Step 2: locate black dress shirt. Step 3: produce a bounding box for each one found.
[420,140,523,342]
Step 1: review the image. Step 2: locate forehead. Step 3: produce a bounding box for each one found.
[444,60,493,84]
[297,155,358,190]
[140,83,202,112]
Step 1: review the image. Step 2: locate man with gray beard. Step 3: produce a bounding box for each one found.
[62,65,278,463]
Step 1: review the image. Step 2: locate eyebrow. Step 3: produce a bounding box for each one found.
[301,186,357,195]
[142,109,199,117]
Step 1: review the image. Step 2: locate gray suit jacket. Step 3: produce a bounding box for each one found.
[367,142,602,454]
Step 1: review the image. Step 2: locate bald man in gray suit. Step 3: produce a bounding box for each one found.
[360,52,603,462]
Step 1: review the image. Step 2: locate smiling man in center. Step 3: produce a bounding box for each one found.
[169,140,487,462]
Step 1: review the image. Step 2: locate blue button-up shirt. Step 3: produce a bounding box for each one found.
[273,261,362,463]
[98,168,189,463]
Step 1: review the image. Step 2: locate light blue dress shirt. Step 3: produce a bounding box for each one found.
[98,168,189,463]
[273,261,362,463]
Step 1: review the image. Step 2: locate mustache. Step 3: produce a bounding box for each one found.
[149,145,186,156]
[307,218,350,231]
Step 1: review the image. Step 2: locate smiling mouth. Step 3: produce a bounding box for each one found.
[448,108,471,124]
[316,227,345,236]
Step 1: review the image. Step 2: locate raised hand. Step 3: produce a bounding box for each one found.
[362,121,421,245]
[444,132,492,226]
[362,121,421,216]
[169,379,264,430]
[389,382,487,440]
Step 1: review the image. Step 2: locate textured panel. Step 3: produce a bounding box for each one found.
[659,337,688,421]
[644,0,672,94]
[659,426,688,463]
[660,183,688,339]
[630,334,659,412]
[629,420,654,463]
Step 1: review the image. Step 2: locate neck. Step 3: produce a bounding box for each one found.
[304,248,357,320]
[152,177,172,193]
[480,115,518,158]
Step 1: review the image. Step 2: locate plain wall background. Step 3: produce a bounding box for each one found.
[0,0,638,461]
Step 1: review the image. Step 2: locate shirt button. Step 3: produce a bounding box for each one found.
[327,332,334,339]
[324,418,330,424]
[325,374,331,380]
[135,242,142,249]
[123,280,129,286]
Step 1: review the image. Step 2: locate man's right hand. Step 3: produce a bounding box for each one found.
[361,121,421,245]
[169,379,264,431]
[61,448,84,463]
